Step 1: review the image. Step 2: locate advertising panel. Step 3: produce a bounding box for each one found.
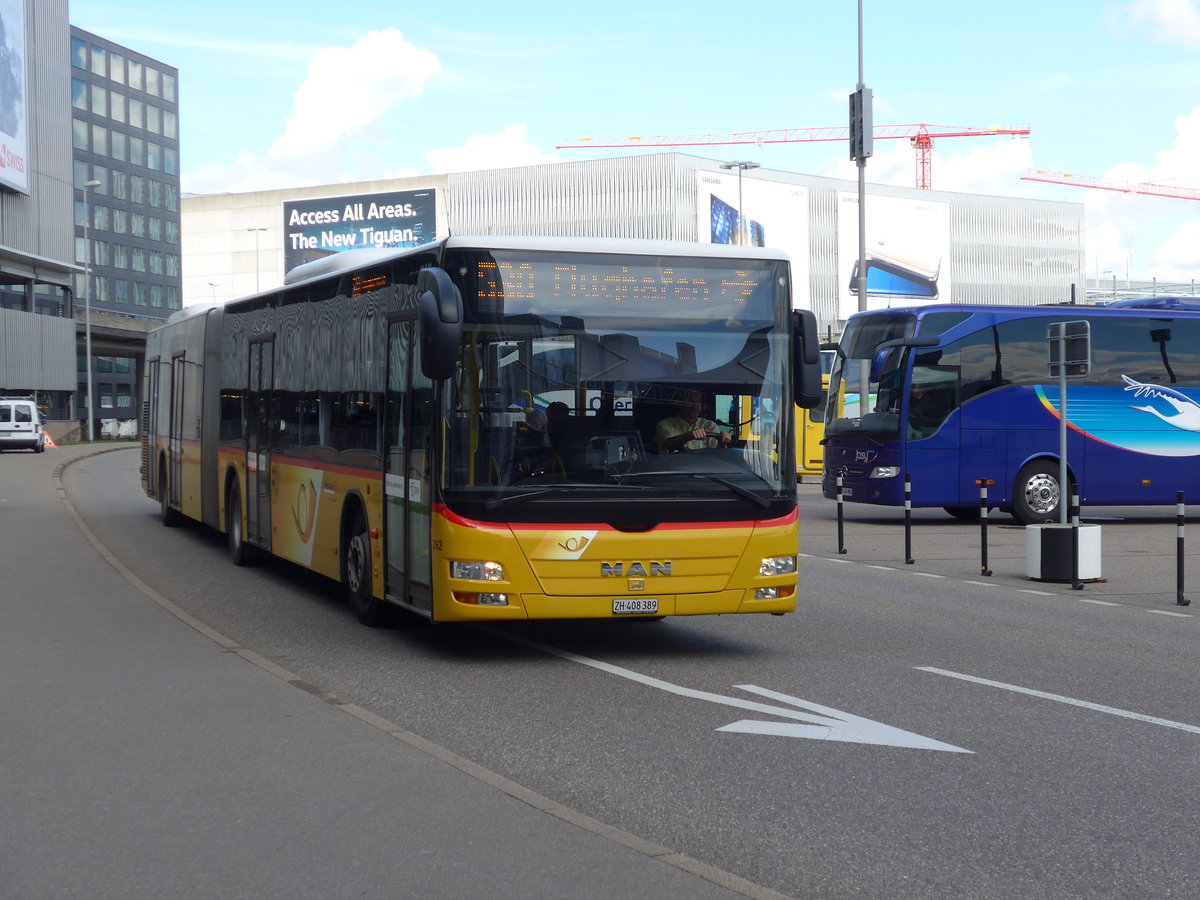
[837,192,950,320]
[283,188,437,272]
[0,0,28,194]
[695,171,810,310]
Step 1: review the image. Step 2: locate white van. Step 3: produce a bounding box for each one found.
[0,397,45,452]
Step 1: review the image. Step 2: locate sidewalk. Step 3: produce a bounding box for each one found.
[0,443,780,900]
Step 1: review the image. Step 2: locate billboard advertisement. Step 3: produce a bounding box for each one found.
[695,171,810,310]
[837,192,950,320]
[0,0,28,194]
[283,187,437,272]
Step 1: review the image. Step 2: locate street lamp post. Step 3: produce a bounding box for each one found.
[246,226,267,292]
[82,178,101,442]
[719,161,760,245]
[208,281,219,303]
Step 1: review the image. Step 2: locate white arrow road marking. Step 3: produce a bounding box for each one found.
[483,627,971,753]
[719,685,972,753]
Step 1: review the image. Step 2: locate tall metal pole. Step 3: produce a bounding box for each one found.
[82,178,101,443]
[857,0,867,313]
[720,161,759,245]
[247,226,267,292]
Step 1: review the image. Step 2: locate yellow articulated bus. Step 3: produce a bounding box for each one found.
[142,236,823,626]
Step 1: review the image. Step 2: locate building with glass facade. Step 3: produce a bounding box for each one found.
[69,26,180,432]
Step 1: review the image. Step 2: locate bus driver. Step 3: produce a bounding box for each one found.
[655,389,731,452]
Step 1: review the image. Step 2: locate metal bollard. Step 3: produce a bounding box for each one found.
[904,474,914,564]
[836,475,847,555]
[977,479,994,576]
[1070,486,1083,591]
[1178,491,1190,606]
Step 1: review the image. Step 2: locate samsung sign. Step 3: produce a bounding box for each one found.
[282,188,436,272]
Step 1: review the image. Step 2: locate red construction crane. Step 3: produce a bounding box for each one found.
[1020,168,1200,201]
[557,124,1031,190]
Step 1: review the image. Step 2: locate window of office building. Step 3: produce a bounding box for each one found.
[109,52,125,84]
[112,209,128,233]
[74,200,86,227]
[131,214,145,238]
[163,110,177,139]
[73,160,89,187]
[148,216,162,241]
[113,245,128,269]
[130,176,145,204]
[75,237,88,266]
[147,105,160,134]
[162,72,176,103]
[90,45,106,77]
[72,119,88,150]
[148,180,163,208]
[166,253,180,277]
[71,78,87,110]
[165,221,179,244]
[131,248,145,272]
[94,241,110,266]
[117,384,133,409]
[165,185,178,212]
[89,166,109,195]
[150,285,164,308]
[146,67,160,97]
[90,84,106,116]
[111,170,126,200]
[71,36,86,69]
[93,205,110,232]
[149,250,164,275]
[147,141,161,171]
[110,92,124,123]
[128,98,143,130]
[114,280,131,304]
[100,384,113,409]
[130,136,144,167]
[111,132,126,162]
[91,124,108,156]
[164,148,177,176]
[133,283,147,306]
[128,59,142,91]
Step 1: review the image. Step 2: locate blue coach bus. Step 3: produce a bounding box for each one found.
[821,298,1200,524]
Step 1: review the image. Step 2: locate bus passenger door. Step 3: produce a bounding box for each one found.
[246,340,273,548]
[169,355,185,509]
[385,321,434,614]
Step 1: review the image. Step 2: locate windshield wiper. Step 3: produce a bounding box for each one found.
[618,470,774,508]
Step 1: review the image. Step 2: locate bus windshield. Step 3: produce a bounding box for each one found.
[441,249,794,526]
[824,312,916,441]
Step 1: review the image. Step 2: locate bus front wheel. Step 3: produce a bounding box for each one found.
[1012,461,1065,525]
[344,507,390,627]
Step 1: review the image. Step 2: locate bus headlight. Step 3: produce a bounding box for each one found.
[755,586,796,600]
[869,466,901,479]
[759,556,797,576]
[454,592,509,606]
[451,561,504,581]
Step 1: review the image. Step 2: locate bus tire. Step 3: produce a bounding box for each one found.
[344,505,390,627]
[1012,460,1064,525]
[226,479,254,566]
[159,459,181,527]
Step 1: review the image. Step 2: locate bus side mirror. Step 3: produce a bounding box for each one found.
[792,309,822,409]
[417,267,463,381]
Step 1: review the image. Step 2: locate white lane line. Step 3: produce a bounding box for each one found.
[1076,599,1121,607]
[916,666,1200,735]
[912,572,945,578]
[1146,609,1193,618]
[963,581,995,587]
[866,565,895,571]
[1019,589,1053,596]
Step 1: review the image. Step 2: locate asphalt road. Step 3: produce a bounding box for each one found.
[35,447,1200,898]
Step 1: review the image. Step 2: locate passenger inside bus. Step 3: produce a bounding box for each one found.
[654,389,731,452]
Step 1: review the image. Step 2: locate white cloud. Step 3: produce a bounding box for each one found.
[425,124,563,174]
[183,28,440,194]
[1115,0,1200,47]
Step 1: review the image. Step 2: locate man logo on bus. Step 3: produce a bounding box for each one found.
[1123,376,1200,432]
[601,561,671,577]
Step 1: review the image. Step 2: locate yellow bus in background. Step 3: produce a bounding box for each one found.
[797,347,836,478]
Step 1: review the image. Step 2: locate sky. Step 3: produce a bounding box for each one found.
[68,0,1200,286]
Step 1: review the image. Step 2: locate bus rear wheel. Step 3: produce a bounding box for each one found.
[344,507,390,627]
[1012,460,1064,525]
[226,480,254,566]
